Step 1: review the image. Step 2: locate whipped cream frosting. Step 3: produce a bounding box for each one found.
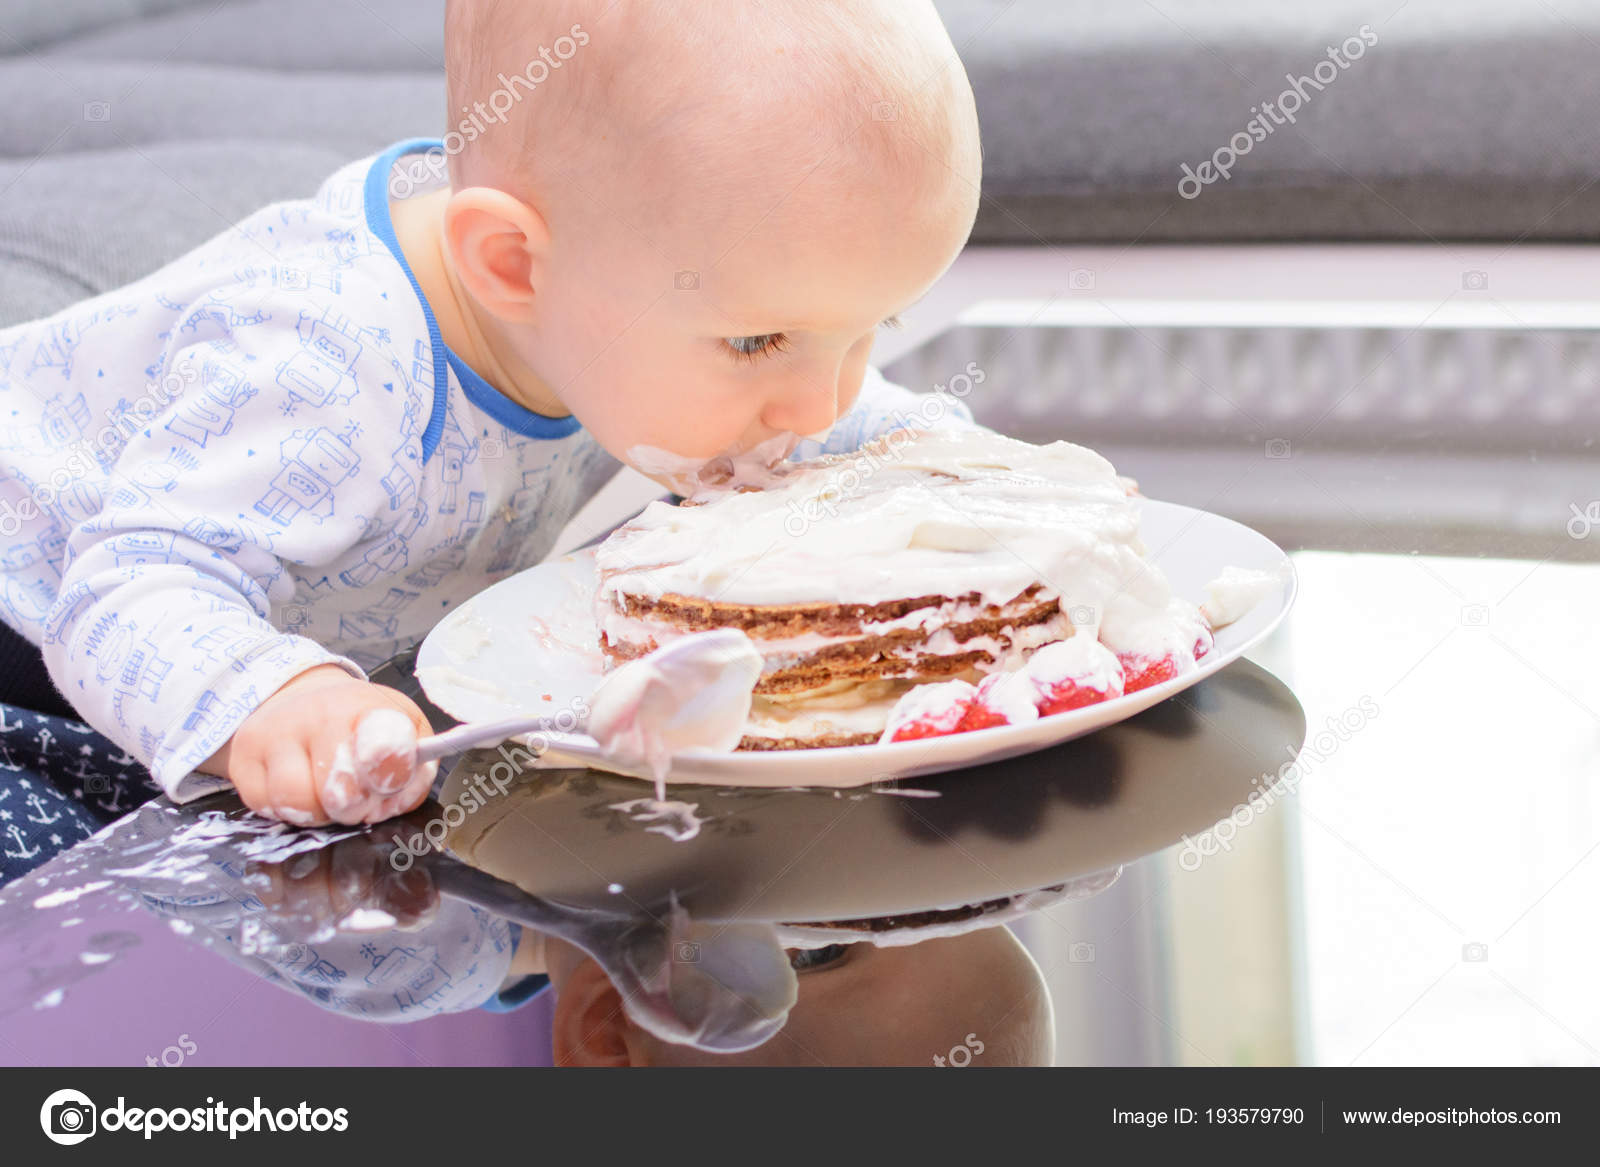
[1201,565,1285,628]
[599,427,1168,635]
[586,629,763,789]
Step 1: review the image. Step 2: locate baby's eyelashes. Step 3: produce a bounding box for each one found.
[724,316,901,363]
[724,333,791,362]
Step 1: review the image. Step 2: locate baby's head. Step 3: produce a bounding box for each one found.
[543,926,1054,1066]
[441,0,981,469]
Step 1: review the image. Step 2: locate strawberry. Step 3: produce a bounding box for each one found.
[888,718,961,743]
[1022,637,1124,715]
[955,702,1012,732]
[1118,652,1182,694]
[1037,679,1115,715]
[883,680,979,743]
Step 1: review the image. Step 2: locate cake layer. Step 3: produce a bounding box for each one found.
[592,428,1231,751]
[601,584,1074,697]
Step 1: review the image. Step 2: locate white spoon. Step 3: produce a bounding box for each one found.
[415,629,763,778]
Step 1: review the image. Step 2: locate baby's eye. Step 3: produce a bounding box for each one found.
[723,333,792,363]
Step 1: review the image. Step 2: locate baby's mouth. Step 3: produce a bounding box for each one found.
[627,431,809,495]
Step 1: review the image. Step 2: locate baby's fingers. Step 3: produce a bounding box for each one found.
[316,706,434,824]
[263,741,331,826]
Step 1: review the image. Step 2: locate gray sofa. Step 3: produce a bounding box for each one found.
[4,0,1600,326]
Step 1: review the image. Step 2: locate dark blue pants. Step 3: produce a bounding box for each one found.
[0,703,161,885]
[0,621,161,885]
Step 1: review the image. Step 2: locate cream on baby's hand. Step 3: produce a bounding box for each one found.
[206,666,437,826]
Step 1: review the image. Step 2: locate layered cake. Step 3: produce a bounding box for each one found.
[777,869,1122,949]
[594,427,1276,749]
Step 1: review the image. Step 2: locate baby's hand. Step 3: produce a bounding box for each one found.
[209,666,437,826]
[248,831,439,936]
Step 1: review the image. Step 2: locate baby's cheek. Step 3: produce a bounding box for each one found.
[566,368,718,457]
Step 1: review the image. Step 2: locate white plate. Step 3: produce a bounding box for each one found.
[416,499,1296,788]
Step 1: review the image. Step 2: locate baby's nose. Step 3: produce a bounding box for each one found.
[762,375,839,436]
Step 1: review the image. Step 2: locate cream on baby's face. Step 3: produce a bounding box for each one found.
[442,0,982,474]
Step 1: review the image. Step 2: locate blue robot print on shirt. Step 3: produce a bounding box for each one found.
[253,428,359,525]
[378,376,427,517]
[0,555,57,626]
[44,474,103,534]
[24,303,138,382]
[41,580,98,648]
[180,687,259,740]
[27,320,83,381]
[0,468,74,576]
[433,411,483,517]
[81,614,175,730]
[301,956,347,986]
[316,224,382,271]
[275,309,364,412]
[96,399,155,468]
[102,454,186,513]
[177,290,270,336]
[231,263,342,297]
[364,943,454,1014]
[189,628,294,677]
[0,393,90,455]
[165,357,256,449]
[315,177,363,223]
[337,499,426,589]
[335,586,417,648]
[299,308,364,370]
[107,532,178,569]
[404,539,468,591]
[407,337,432,392]
[180,517,248,556]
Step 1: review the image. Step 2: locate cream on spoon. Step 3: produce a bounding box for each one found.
[415,629,763,787]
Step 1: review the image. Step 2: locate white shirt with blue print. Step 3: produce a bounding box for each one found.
[0,139,973,804]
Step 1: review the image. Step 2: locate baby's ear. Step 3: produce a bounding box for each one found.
[442,187,550,324]
[548,957,637,1067]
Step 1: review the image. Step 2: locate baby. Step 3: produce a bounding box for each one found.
[0,0,982,840]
